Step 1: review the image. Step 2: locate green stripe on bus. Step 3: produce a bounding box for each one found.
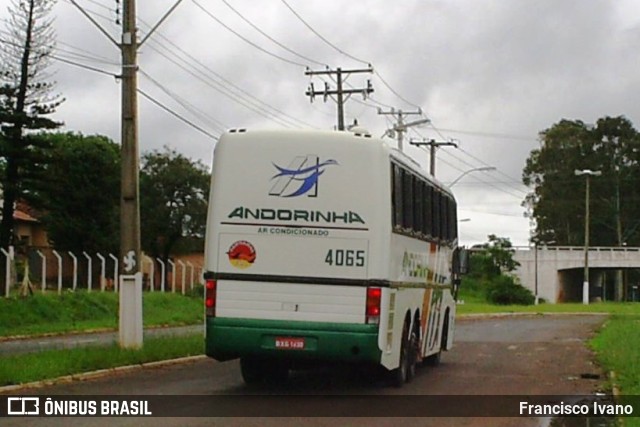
[205,317,382,363]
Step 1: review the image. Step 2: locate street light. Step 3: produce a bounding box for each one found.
[575,169,602,304]
[450,167,497,186]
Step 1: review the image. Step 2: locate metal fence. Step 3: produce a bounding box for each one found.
[1,246,204,297]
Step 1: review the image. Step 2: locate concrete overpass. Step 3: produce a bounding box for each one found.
[512,246,640,303]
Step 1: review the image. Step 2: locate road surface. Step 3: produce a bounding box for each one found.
[0,314,608,427]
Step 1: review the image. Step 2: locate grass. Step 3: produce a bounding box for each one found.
[0,290,203,337]
[0,333,204,386]
[591,315,640,394]
[590,315,640,426]
[456,276,640,316]
[457,301,640,315]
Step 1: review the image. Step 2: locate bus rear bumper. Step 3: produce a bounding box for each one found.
[206,317,381,364]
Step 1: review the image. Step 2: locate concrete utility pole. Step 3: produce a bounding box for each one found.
[305,67,373,130]
[378,108,428,152]
[120,0,141,275]
[409,139,458,177]
[69,0,184,274]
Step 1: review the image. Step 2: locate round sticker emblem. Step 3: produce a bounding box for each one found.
[227,241,257,269]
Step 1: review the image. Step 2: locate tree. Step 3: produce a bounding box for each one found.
[523,116,640,247]
[471,234,520,278]
[27,132,120,253]
[140,147,210,268]
[0,0,63,248]
[468,235,531,305]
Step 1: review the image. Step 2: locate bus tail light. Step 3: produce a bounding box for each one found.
[205,279,217,317]
[366,287,382,324]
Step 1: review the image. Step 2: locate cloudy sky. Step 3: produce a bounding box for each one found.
[2,0,640,246]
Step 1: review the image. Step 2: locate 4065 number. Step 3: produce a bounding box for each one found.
[324,249,365,267]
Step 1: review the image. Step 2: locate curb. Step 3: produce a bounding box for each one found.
[610,371,620,398]
[0,324,200,343]
[457,312,610,320]
[0,355,207,393]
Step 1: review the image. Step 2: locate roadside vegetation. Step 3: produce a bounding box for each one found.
[0,333,203,386]
[590,315,640,395]
[0,290,203,337]
[458,235,534,307]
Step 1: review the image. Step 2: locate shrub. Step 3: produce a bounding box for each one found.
[486,275,535,305]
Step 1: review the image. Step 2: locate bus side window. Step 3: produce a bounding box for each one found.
[414,178,423,236]
[441,193,449,242]
[450,198,458,241]
[392,164,403,229]
[432,189,441,240]
[402,171,413,232]
[424,184,433,238]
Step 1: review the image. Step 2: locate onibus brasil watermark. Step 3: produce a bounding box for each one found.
[7,397,151,416]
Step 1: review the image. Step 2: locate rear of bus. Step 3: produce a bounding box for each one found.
[203,129,388,380]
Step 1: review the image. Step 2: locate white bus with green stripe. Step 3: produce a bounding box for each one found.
[203,128,464,386]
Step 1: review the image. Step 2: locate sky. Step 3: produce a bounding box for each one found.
[2,0,640,247]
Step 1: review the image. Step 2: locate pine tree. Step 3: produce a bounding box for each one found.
[0,0,64,248]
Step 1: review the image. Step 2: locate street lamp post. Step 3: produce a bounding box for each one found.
[450,167,497,187]
[575,169,601,305]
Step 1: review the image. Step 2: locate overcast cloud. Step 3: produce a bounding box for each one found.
[2,0,639,246]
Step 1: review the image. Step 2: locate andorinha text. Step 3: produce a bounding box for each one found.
[227,207,366,225]
[519,401,633,416]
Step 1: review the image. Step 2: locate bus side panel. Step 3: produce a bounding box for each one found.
[379,287,424,370]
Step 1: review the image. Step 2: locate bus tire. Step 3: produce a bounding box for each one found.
[406,328,419,382]
[424,314,448,367]
[389,320,411,387]
[240,356,265,385]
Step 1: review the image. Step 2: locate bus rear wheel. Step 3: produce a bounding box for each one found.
[424,315,448,367]
[389,320,414,387]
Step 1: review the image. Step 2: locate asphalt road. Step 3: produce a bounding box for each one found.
[0,314,608,427]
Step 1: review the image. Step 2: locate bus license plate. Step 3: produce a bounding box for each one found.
[275,337,305,350]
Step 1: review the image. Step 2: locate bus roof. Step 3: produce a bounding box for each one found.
[220,128,455,199]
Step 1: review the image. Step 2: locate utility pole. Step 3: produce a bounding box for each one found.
[305,67,373,130]
[378,108,428,151]
[120,0,140,275]
[409,139,458,176]
[69,0,184,274]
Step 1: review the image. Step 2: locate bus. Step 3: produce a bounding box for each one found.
[203,128,464,386]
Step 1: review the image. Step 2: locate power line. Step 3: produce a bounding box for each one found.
[411,126,529,196]
[137,15,316,129]
[408,130,526,200]
[305,66,373,130]
[191,0,307,68]
[373,70,421,110]
[279,0,423,110]
[143,38,303,129]
[51,54,118,76]
[138,88,219,140]
[60,0,118,25]
[279,0,369,66]
[139,68,228,134]
[219,0,327,68]
[429,126,537,142]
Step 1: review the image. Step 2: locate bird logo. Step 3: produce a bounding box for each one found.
[269,155,338,198]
